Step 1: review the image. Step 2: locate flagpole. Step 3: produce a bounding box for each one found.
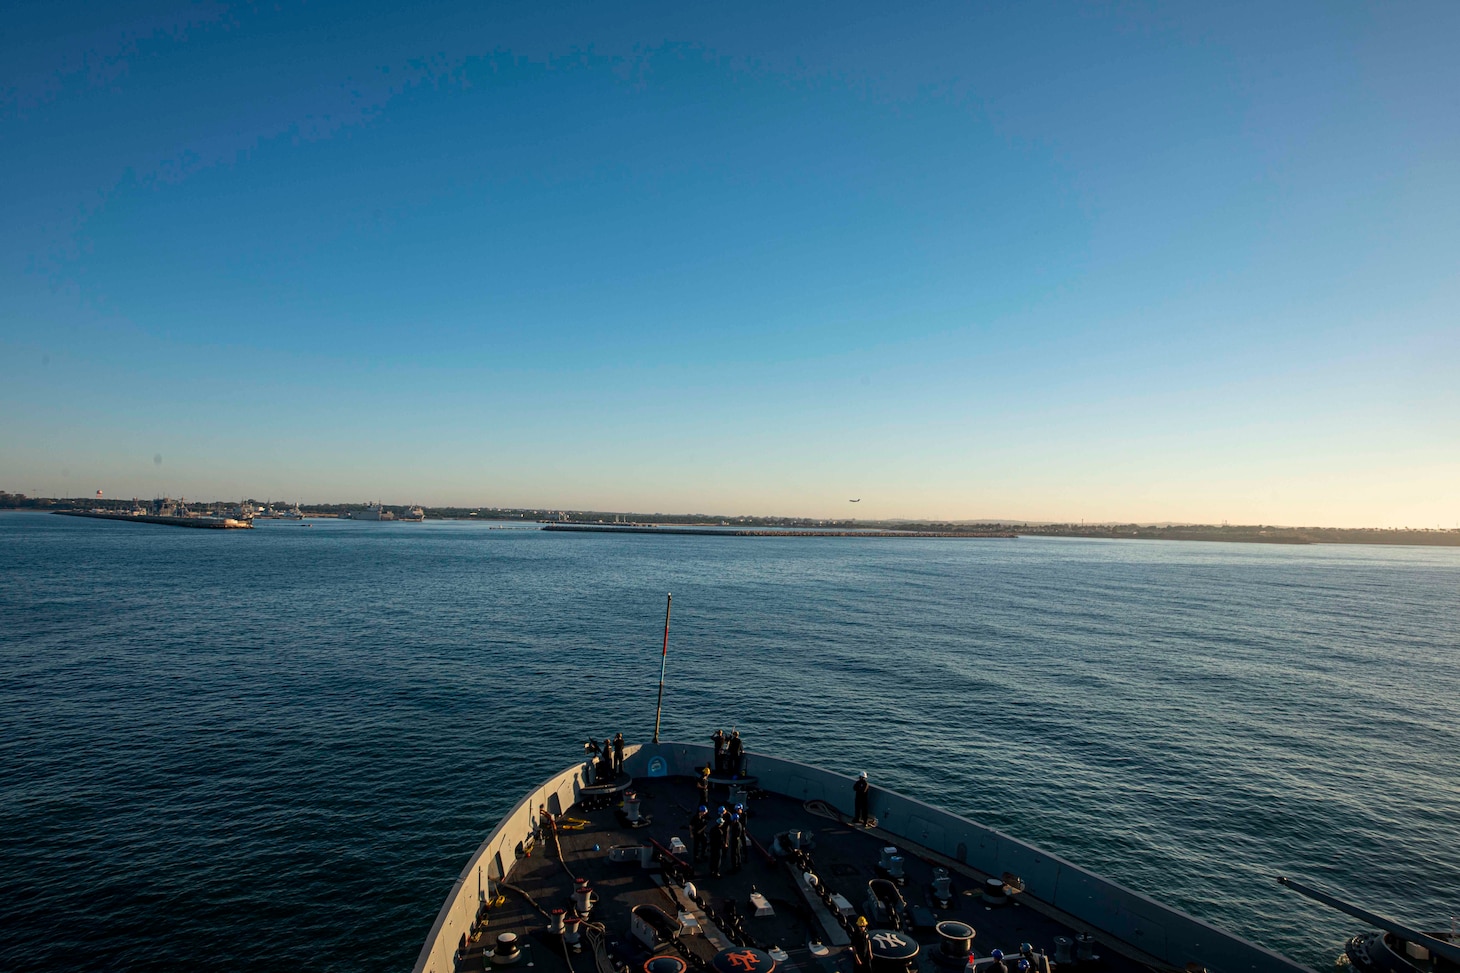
[653,592,671,743]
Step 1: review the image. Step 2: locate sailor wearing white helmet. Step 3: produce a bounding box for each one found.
[853,770,871,826]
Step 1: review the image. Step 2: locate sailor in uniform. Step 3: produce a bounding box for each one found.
[696,766,711,807]
[708,807,728,877]
[727,730,744,776]
[689,805,709,866]
[727,811,746,872]
[612,732,624,775]
[853,771,871,826]
[711,729,726,773]
[850,916,872,970]
[584,739,607,783]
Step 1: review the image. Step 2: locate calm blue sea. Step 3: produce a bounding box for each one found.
[2,511,1457,972]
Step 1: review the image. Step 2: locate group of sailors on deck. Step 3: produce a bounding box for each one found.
[584,732,625,783]
[687,801,749,877]
[709,728,747,776]
[562,730,1042,973]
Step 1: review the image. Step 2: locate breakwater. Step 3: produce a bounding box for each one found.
[55,510,253,529]
[542,523,1015,537]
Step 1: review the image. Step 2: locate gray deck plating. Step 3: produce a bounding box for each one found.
[454,780,1142,973]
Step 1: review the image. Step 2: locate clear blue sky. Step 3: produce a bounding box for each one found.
[3,1,1456,525]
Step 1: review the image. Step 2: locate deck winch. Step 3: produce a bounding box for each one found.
[489,931,522,966]
[934,920,977,966]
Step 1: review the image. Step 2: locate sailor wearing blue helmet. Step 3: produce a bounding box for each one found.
[708,807,728,877]
[727,811,746,872]
[689,804,710,868]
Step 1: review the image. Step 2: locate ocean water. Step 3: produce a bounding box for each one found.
[1,511,1456,972]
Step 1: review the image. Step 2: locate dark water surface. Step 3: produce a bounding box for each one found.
[2,512,1457,971]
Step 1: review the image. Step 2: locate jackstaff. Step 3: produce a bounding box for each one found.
[653,592,671,743]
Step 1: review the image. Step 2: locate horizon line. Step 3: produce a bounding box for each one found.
[3,493,1458,534]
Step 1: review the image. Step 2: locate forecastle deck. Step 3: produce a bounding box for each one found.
[412,743,1310,973]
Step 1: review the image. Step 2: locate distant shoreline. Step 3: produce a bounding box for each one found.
[541,523,1017,538]
[1008,524,1460,547]
[537,522,1458,545]
[4,498,1457,547]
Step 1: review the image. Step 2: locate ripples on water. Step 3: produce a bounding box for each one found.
[1,512,1456,971]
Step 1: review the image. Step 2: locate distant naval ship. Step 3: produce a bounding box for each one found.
[56,497,254,529]
[342,501,425,521]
